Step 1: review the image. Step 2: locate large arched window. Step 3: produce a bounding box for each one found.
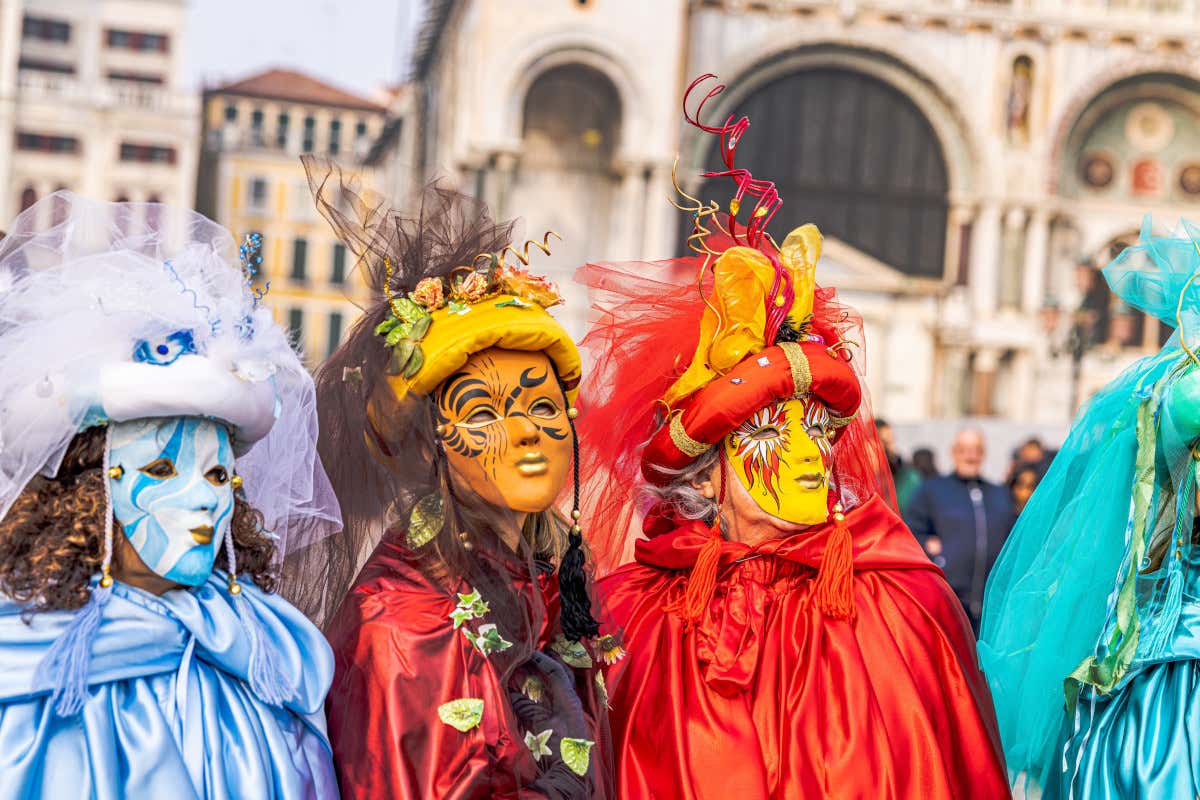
[693,68,950,279]
[509,63,623,337]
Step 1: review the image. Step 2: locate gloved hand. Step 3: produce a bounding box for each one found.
[508,650,593,800]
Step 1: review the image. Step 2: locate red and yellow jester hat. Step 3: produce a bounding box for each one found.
[641,226,861,483]
[575,74,892,576]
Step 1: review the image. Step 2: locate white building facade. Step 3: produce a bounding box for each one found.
[0,0,197,223]
[397,0,1200,434]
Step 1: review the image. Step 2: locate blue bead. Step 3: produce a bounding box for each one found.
[156,344,169,355]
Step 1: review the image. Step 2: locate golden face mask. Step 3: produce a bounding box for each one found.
[724,396,833,525]
[434,347,572,514]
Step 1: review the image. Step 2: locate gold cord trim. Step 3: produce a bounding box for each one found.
[778,342,812,397]
[669,411,710,458]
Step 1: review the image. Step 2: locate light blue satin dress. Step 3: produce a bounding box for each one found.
[1050,563,1200,799]
[0,574,338,799]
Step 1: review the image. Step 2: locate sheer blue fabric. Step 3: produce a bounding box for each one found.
[0,574,337,799]
[979,215,1200,792]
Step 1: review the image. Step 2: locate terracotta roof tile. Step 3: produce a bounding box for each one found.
[211,68,385,112]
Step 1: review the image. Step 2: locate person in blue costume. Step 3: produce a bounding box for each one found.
[0,193,342,799]
[980,215,1200,799]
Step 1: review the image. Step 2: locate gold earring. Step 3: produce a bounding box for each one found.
[231,475,243,490]
[108,465,124,479]
[567,407,579,420]
[435,423,446,437]
[459,529,473,551]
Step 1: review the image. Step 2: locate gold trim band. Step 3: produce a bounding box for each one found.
[669,411,710,458]
[830,411,857,429]
[778,341,812,397]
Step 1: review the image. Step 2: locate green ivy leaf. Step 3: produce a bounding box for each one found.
[406,492,444,548]
[410,314,432,341]
[374,317,399,337]
[404,344,425,378]
[560,738,594,776]
[437,698,484,732]
[524,729,553,760]
[385,324,412,347]
[393,296,424,322]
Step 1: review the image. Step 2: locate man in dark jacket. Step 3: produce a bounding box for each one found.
[904,428,1014,633]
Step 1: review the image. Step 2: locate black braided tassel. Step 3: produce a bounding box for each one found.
[558,407,600,642]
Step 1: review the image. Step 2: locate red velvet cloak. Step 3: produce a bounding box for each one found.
[324,529,611,799]
[600,494,1009,799]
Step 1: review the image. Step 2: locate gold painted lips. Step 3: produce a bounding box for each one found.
[516,453,549,477]
[190,525,214,545]
[795,473,826,490]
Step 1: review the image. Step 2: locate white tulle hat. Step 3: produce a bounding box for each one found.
[0,191,339,554]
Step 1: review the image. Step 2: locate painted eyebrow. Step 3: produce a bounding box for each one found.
[443,374,487,412]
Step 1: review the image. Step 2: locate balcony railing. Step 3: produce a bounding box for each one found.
[16,70,197,115]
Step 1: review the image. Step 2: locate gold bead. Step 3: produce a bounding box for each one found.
[99,574,113,589]
[435,423,446,437]
[228,581,242,595]
[567,407,579,420]
[107,465,124,480]
[571,524,581,534]
[231,475,243,490]
[571,509,581,520]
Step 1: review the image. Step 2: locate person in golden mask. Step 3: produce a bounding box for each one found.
[282,159,615,800]
[575,75,1009,799]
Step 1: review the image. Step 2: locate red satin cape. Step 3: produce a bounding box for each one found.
[600,494,1009,799]
[324,530,611,799]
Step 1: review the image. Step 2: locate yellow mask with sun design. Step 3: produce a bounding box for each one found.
[724,396,833,525]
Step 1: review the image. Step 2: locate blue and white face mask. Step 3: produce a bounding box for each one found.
[108,418,236,586]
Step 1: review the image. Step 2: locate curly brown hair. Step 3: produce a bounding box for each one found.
[0,426,278,614]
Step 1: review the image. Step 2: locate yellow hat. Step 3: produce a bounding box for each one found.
[375,238,581,404]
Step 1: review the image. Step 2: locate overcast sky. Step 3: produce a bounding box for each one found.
[185,0,423,97]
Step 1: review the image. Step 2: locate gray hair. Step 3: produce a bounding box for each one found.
[641,446,722,525]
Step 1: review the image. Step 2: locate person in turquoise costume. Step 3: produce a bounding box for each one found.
[0,193,342,799]
[980,215,1200,798]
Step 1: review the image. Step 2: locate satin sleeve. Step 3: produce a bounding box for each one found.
[326,586,548,800]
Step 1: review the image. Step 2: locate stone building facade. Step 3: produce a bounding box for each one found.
[0,0,197,222]
[391,0,1200,433]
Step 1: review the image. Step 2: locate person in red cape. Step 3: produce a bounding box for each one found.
[575,75,1009,799]
[283,159,616,799]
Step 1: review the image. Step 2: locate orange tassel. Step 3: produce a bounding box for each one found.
[664,523,723,627]
[814,505,856,621]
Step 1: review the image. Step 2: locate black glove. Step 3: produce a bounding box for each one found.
[508,651,593,800]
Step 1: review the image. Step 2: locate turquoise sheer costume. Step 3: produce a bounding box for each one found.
[979,215,1200,795]
[0,573,337,799]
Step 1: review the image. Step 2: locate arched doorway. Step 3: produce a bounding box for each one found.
[692,67,950,279]
[508,63,622,338]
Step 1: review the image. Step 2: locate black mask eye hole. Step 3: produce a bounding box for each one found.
[528,399,560,420]
[138,458,178,480]
[205,466,230,486]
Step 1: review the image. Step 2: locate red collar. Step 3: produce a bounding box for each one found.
[634,493,935,574]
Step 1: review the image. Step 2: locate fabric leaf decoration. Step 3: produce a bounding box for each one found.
[551,635,593,669]
[560,737,594,776]
[524,728,553,761]
[407,492,444,548]
[465,623,512,656]
[437,698,484,732]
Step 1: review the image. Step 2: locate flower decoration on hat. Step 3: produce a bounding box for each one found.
[372,230,578,403]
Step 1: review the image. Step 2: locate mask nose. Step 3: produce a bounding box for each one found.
[510,415,542,449]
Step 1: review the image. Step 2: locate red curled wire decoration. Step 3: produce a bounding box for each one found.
[683,73,792,344]
[683,73,782,251]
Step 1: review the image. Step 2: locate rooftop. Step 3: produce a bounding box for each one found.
[209,68,385,112]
